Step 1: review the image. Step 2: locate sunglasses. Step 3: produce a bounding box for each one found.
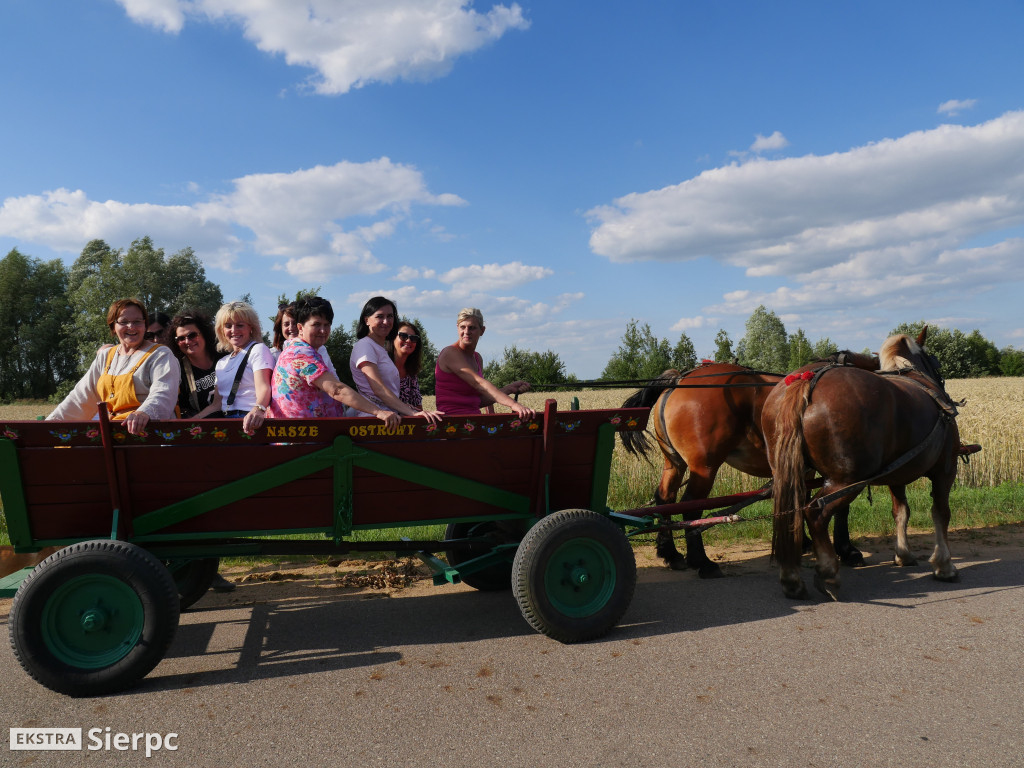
[143,331,158,341]
[175,331,200,344]
[397,332,420,343]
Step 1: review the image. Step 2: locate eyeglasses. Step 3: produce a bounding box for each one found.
[116,319,145,328]
[175,331,200,344]
[144,331,158,341]
[397,332,420,343]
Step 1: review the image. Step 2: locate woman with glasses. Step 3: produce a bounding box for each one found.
[213,301,274,435]
[349,296,443,423]
[392,321,425,410]
[146,311,172,345]
[47,298,179,435]
[168,310,224,419]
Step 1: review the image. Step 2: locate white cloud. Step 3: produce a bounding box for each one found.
[750,131,789,153]
[436,261,553,291]
[0,159,464,275]
[938,99,978,116]
[670,316,710,332]
[114,0,530,94]
[587,112,1024,320]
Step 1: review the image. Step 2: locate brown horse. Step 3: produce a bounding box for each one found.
[621,355,878,577]
[763,329,961,599]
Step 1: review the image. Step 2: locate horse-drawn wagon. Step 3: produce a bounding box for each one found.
[0,399,743,697]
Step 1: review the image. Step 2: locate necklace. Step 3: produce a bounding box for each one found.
[110,347,138,377]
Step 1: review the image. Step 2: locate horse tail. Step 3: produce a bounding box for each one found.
[770,379,811,564]
[619,369,682,460]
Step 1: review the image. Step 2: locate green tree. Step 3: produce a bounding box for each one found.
[738,305,789,372]
[601,320,672,381]
[999,346,1024,376]
[671,332,697,372]
[712,329,734,362]
[811,336,839,360]
[787,329,813,370]
[965,330,1000,376]
[484,345,568,392]
[0,249,77,399]
[66,237,223,369]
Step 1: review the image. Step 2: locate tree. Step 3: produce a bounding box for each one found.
[712,329,734,363]
[738,305,788,372]
[999,346,1024,376]
[787,329,813,370]
[66,237,223,370]
[0,249,77,399]
[965,330,1000,376]
[671,332,697,372]
[811,336,839,360]
[601,320,672,381]
[484,346,568,392]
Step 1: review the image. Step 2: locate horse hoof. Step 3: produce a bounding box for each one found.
[664,556,688,571]
[895,554,918,567]
[697,563,724,579]
[933,569,960,583]
[781,580,808,599]
[814,573,840,601]
[839,550,865,567]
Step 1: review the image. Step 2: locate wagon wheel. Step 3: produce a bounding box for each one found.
[9,540,180,697]
[512,509,636,643]
[444,521,522,591]
[165,558,221,609]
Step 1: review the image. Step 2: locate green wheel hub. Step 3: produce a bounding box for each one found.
[542,537,616,618]
[41,574,144,669]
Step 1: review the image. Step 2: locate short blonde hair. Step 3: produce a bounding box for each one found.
[457,307,484,327]
[214,301,262,353]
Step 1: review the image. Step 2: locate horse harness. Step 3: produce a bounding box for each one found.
[799,362,963,514]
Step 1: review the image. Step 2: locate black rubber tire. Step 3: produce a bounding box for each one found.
[166,558,221,609]
[9,540,180,697]
[512,509,636,643]
[444,521,519,591]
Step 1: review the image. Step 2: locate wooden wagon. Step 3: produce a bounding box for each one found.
[1,400,688,696]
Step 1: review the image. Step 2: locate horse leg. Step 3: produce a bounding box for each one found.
[654,457,688,570]
[680,467,724,579]
[928,473,959,582]
[809,497,844,600]
[832,507,865,566]
[890,485,917,566]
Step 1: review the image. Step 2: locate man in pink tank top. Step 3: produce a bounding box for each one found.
[434,307,534,418]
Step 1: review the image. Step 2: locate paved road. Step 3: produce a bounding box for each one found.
[2,541,1023,768]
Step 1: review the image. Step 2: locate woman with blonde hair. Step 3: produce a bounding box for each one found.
[48,298,178,435]
[213,301,274,435]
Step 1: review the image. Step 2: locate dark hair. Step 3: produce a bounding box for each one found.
[356,296,398,341]
[168,310,221,362]
[106,298,148,336]
[272,302,296,351]
[293,296,334,326]
[148,311,173,344]
[392,320,423,377]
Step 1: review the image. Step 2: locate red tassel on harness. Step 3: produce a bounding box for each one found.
[785,371,814,385]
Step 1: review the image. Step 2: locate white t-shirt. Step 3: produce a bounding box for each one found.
[215,341,274,412]
[349,336,400,416]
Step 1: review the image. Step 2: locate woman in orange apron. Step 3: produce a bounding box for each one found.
[47,298,179,435]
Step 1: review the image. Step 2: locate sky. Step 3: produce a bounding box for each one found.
[2,1,1024,379]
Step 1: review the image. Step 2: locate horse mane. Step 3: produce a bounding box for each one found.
[878,334,922,372]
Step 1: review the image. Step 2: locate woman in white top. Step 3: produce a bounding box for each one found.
[349,296,442,423]
[47,298,178,435]
[214,301,274,435]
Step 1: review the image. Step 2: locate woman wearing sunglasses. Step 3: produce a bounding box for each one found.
[169,310,224,419]
[47,298,179,435]
[391,321,426,410]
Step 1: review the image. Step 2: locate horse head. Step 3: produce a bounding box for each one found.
[879,328,944,386]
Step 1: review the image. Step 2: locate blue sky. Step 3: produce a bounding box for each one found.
[2,1,1023,378]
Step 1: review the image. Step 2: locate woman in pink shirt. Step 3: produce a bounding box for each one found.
[434,307,534,418]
